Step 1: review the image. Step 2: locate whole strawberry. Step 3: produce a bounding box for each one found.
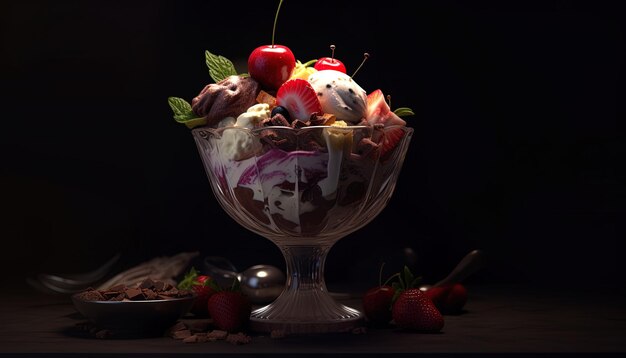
[178,267,217,317]
[393,288,444,332]
[207,279,251,332]
[425,283,468,315]
[390,266,444,332]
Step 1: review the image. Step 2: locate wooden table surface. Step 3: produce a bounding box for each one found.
[1,284,625,357]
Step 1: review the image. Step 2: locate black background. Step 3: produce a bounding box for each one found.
[1,0,623,292]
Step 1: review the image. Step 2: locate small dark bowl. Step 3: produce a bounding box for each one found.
[71,293,195,337]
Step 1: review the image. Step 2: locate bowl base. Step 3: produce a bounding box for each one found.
[249,315,364,335]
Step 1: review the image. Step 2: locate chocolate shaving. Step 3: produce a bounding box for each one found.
[291,119,310,128]
[76,279,192,301]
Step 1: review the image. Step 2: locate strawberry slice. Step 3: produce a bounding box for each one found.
[366,89,406,127]
[380,126,406,160]
[276,78,322,121]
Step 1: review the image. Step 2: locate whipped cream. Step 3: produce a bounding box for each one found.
[218,104,270,161]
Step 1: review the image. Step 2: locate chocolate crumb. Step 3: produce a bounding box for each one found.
[183,335,199,343]
[207,330,228,341]
[172,329,192,340]
[270,329,286,339]
[226,332,252,345]
[95,329,112,339]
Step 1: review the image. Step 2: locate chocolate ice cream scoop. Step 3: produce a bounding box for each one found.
[191,76,261,126]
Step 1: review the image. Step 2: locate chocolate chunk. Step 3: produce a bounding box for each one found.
[142,288,158,300]
[110,293,126,301]
[107,284,127,292]
[161,288,179,297]
[77,289,105,301]
[291,119,310,128]
[103,291,121,299]
[77,279,186,302]
[153,280,165,291]
[356,138,380,157]
[125,287,144,300]
[139,278,155,289]
[268,113,291,127]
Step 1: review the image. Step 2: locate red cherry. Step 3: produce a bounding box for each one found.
[314,44,346,73]
[314,58,346,73]
[362,285,395,325]
[248,45,296,91]
[247,0,296,91]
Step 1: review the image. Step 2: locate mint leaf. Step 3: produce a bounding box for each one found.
[394,107,415,117]
[168,97,193,117]
[205,50,238,83]
[182,117,208,129]
[168,96,206,128]
[178,267,199,289]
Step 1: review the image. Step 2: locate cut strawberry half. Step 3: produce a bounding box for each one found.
[366,89,406,127]
[380,126,406,160]
[276,78,322,121]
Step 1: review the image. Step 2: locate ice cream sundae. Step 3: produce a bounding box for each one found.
[169,55,413,235]
[168,0,414,334]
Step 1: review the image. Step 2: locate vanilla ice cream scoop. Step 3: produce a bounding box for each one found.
[308,70,367,124]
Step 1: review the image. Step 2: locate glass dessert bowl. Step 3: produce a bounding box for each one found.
[192,124,413,334]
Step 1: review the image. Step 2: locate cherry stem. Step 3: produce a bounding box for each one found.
[378,262,385,287]
[330,44,336,62]
[383,272,401,287]
[351,52,369,78]
[377,262,402,287]
[272,0,284,47]
[386,94,392,108]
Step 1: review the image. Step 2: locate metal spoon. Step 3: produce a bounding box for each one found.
[31,253,122,294]
[420,249,486,290]
[203,256,286,304]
